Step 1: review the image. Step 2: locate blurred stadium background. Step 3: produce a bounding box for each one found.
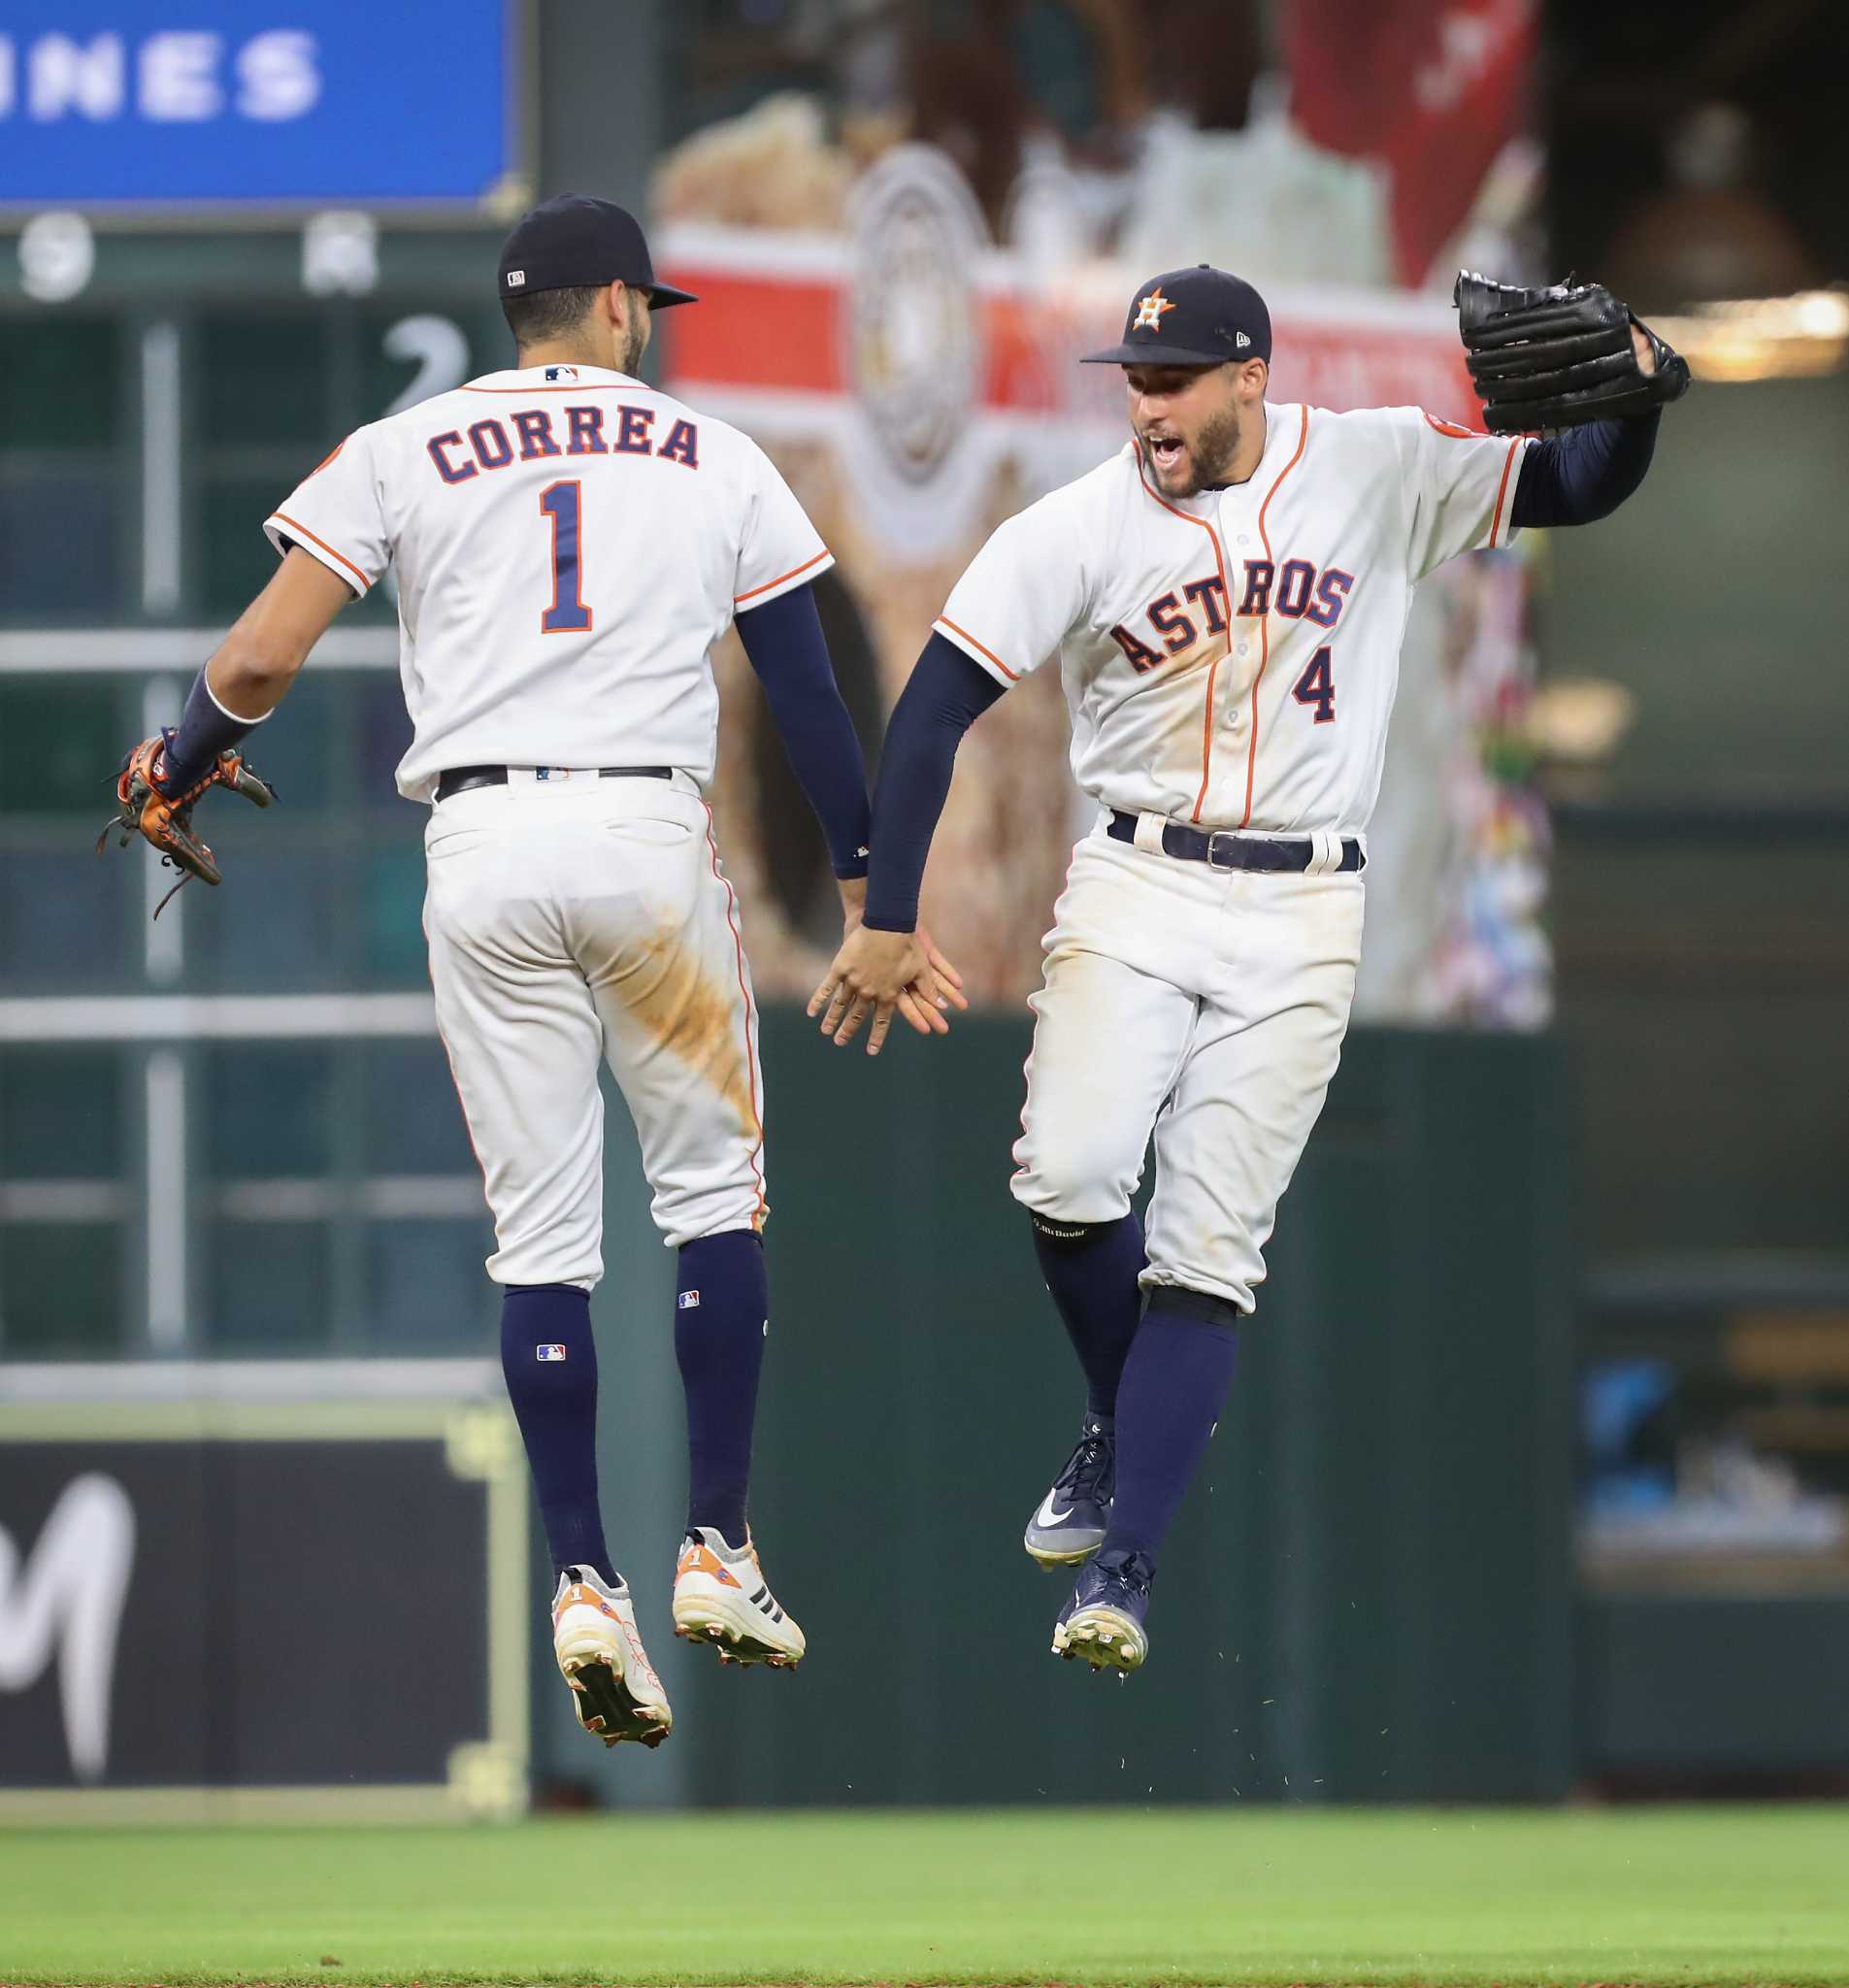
[1,0,1847,1972]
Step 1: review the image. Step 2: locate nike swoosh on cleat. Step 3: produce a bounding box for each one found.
[1034,1492,1075,1529]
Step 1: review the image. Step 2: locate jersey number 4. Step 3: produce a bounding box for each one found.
[1292,646,1335,724]
[540,480,592,633]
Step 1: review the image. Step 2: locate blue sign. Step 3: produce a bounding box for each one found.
[0,2,518,207]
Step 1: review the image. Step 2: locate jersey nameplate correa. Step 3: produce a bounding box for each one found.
[426,407,701,486]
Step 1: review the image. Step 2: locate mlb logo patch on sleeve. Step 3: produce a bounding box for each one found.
[677,1291,701,1309]
[536,1343,568,1361]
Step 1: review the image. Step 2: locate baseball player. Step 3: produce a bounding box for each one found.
[811,264,1687,1673]
[104,195,958,1748]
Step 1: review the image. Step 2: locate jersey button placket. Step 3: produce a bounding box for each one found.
[1217,510,1255,777]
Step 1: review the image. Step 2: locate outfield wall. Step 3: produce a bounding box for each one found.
[0,1016,1573,1812]
[531,1015,1577,1809]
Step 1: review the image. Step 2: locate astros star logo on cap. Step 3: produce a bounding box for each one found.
[1134,287,1176,331]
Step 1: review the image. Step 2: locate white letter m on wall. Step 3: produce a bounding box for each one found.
[0,1474,135,1781]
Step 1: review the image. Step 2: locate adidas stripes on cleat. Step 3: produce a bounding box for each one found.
[673,1526,806,1668]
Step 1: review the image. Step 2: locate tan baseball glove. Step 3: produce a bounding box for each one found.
[96,736,277,918]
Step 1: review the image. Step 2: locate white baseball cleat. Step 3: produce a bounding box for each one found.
[551,1566,673,1748]
[673,1525,807,1668]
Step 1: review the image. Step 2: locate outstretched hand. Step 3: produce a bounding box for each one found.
[808,923,968,1056]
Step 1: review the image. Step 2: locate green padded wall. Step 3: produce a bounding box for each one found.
[531,1017,1575,1808]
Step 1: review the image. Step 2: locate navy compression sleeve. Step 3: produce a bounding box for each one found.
[158,667,263,793]
[862,633,1006,932]
[734,581,873,879]
[1510,411,1660,529]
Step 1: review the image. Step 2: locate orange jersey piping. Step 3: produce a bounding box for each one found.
[704,809,768,1228]
[1134,460,1230,823]
[1489,435,1523,545]
[270,511,370,591]
[936,615,1021,682]
[460,381,667,395]
[1243,405,1311,829]
[735,547,830,606]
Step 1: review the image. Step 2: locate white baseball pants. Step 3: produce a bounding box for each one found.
[1011,818,1365,1313]
[422,773,767,1288]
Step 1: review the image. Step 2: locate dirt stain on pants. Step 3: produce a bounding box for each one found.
[594,924,760,1144]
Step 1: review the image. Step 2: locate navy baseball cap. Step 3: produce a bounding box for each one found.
[497,194,698,309]
[1082,264,1271,368]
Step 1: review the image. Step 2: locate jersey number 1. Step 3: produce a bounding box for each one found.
[540,480,592,633]
[1292,646,1335,724]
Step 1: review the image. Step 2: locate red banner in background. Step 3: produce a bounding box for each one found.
[658,230,1486,432]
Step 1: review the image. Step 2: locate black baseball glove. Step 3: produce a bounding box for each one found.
[1455,271,1692,434]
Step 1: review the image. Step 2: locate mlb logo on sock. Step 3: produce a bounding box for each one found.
[536,1343,568,1361]
[677,1291,701,1309]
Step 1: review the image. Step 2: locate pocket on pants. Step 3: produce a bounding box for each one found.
[603,817,695,849]
[424,824,490,861]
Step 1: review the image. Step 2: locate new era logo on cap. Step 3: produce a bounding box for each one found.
[506,269,526,287]
[1237,331,1251,348]
[536,1343,567,1361]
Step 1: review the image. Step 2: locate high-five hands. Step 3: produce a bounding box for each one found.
[809,918,968,1056]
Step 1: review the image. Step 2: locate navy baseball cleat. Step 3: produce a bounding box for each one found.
[1023,1415,1115,1567]
[1052,1547,1154,1673]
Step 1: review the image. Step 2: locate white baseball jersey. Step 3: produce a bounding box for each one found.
[264,363,833,802]
[934,402,1528,837]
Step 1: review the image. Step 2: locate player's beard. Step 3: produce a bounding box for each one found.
[620,319,647,377]
[1144,404,1242,497]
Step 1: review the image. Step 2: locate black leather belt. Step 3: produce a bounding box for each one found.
[1107,811,1365,874]
[435,765,674,802]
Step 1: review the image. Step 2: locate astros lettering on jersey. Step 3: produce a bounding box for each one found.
[933,403,1525,839]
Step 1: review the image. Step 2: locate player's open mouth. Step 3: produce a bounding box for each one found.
[1145,433,1185,475]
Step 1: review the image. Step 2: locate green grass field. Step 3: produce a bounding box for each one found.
[2,1806,1846,1986]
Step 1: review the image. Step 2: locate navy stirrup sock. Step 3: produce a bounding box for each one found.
[1031,1211,1147,1417]
[500,1283,615,1584]
[1101,1292,1240,1567]
[676,1230,769,1549]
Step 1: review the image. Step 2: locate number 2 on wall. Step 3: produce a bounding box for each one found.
[540,480,592,633]
[1292,646,1335,724]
